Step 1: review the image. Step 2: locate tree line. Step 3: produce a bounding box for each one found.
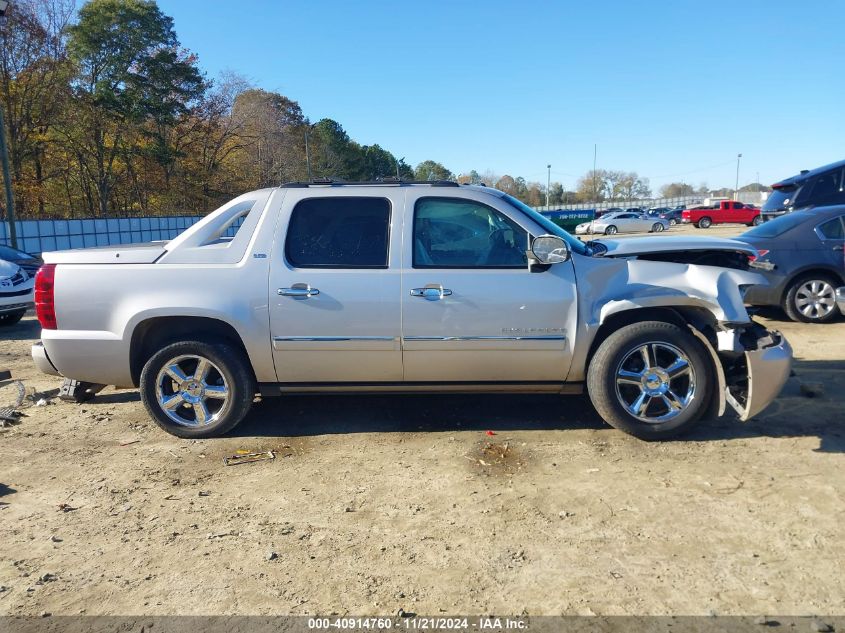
[0,0,765,220]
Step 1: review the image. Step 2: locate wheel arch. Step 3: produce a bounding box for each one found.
[780,266,845,303]
[129,316,254,387]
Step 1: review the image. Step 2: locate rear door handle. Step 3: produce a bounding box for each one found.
[410,284,452,301]
[833,245,844,251]
[279,283,320,299]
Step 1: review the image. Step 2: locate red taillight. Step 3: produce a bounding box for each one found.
[756,249,770,257]
[35,264,57,329]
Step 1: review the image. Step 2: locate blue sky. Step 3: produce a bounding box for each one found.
[156,0,845,191]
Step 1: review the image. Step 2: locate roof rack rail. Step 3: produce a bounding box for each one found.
[280,179,459,188]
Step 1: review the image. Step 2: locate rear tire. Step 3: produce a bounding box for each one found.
[0,310,25,326]
[651,223,665,232]
[783,274,840,324]
[587,321,712,440]
[669,218,678,226]
[140,340,256,438]
[751,215,763,226]
[698,217,712,228]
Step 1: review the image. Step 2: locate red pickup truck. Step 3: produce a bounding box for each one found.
[681,201,762,228]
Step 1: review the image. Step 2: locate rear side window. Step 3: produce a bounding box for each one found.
[743,211,810,238]
[817,216,845,240]
[286,197,390,268]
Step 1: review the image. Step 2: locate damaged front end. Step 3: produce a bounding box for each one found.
[575,235,793,421]
[715,322,792,421]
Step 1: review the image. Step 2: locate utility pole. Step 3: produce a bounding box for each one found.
[546,164,551,208]
[734,153,742,200]
[304,129,313,180]
[592,144,598,203]
[0,104,17,249]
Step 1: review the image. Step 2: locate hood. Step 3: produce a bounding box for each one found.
[591,235,756,258]
[0,259,21,279]
[42,242,167,265]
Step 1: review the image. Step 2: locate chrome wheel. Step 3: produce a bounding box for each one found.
[652,223,664,232]
[795,280,836,320]
[614,342,696,423]
[155,354,229,427]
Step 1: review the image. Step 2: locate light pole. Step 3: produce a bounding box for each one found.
[734,153,742,200]
[0,103,16,249]
[546,164,551,208]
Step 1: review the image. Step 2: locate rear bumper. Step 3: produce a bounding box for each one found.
[31,342,61,377]
[837,287,845,314]
[0,301,33,315]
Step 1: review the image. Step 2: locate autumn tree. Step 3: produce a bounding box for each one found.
[61,0,203,214]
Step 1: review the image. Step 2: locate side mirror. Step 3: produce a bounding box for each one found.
[530,235,570,265]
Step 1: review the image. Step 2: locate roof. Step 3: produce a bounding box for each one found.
[279,179,460,188]
[775,158,845,186]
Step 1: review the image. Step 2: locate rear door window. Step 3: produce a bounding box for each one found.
[285,197,390,268]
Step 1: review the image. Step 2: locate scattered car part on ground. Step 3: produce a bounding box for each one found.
[740,206,845,323]
[30,181,791,440]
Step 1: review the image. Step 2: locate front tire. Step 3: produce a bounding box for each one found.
[604,225,618,235]
[783,274,840,323]
[0,310,25,326]
[587,321,712,440]
[140,340,256,438]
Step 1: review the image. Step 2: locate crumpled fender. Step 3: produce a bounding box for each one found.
[577,257,766,326]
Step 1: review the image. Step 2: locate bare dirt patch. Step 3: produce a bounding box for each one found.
[0,312,843,616]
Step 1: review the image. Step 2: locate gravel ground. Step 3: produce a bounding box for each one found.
[0,223,843,616]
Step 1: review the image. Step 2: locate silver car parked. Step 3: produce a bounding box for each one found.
[576,212,670,235]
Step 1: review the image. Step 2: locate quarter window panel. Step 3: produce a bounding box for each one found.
[413,198,527,268]
[285,197,390,268]
[817,216,845,240]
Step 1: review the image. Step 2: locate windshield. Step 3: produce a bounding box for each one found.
[500,193,588,255]
[0,245,31,260]
[763,185,800,213]
[742,211,808,238]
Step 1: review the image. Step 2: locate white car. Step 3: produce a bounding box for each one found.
[576,212,670,236]
[0,259,34,326]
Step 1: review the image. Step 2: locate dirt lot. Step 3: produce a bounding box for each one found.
[1,224,843,617]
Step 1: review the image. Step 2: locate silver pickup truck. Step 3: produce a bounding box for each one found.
[31,181,791,440]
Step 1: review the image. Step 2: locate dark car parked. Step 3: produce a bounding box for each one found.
[659,208,684,225]
[762,159,845,221]
[0,244,42,276]
[740,206,845,323]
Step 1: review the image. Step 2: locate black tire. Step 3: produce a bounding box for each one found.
[751,215,763,226]
[587,321,713,440]
[0,310,25,326]
[698,217,712,229]
[651,223,664,233]
[140,340,256,438]
[783,273,840,324]
[604,225,618,235]
[669,218,678,226]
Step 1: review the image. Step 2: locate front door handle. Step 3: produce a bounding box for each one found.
[833,245,844,252]
[279,283,320,299]
[410,284,452,301]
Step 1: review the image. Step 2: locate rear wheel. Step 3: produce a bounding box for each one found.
[140,340,256,438]
[669,218,678,226]
[698,217,712,229]
[783,274,839,323]
[751,215,763,226]
[0,310,25,326]
[604,225,618,235]
[587,321,712,440]
[651,223,665,232]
